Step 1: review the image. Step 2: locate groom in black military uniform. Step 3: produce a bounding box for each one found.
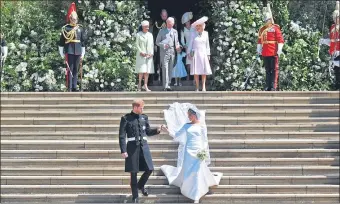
[119,99,165,203]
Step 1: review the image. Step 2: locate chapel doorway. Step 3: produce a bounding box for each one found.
[146,0,209,90]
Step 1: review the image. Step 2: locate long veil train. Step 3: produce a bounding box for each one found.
[161,102,222,201]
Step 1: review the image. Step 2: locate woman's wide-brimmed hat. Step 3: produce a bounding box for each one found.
[191,16,208,28]
[181,12,193,24]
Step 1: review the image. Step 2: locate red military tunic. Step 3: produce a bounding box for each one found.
[257,24,284,56]
[329,24,340,55]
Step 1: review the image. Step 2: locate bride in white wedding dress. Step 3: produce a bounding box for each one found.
[161,103,223,203]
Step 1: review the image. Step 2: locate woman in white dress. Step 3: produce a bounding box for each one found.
[161,103,223,203]
[135,20,154,92]
[181,12,195,81]
[188,16,212,92]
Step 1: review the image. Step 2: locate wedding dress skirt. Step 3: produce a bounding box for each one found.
[161,124,223,201]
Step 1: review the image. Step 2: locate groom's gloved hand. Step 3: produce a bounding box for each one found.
[121,152,128,158]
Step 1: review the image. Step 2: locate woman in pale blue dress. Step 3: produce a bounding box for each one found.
[161,103,223,203]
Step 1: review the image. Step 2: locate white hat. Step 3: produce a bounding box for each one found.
[181,12,193,24]
[191,16,208,28]
[333,1,340,22]
[141,20,149,26]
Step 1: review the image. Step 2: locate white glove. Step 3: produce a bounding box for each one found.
[81,47,85,59]
[332,51,340,58]
[1,46,8,58]
[256,44,262,55]
[1,46,8,62]
[58,46,65,59]
[319,38,331,46]
[277,43,284,55]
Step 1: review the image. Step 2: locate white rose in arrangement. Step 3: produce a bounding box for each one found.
[18,44,28,50]
[8,42,16,50]
[16,29,22,36]
[111,82,115,87]
[116,78,121,82]
[15,62,28,72]
[100,84,104,88]
[99,2,105,10]
[95,79,99,83]
[100,20,104,25]
[30,30,38,37]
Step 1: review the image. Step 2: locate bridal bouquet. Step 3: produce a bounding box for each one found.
[196,149,208,161]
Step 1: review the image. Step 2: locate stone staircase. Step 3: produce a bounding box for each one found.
[1,91,339,203]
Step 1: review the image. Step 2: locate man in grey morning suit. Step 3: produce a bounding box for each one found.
[156,17,180,91]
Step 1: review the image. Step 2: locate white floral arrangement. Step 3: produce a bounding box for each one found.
[196,149,208,161]
[209,0,332,91]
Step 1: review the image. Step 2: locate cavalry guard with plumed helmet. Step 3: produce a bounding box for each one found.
[257,2,284,91]
[58,2,86,92]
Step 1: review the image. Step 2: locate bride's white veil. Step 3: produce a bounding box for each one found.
[163,102,211,169]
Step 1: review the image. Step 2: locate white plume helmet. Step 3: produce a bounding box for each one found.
[333,1,340,22]
[263,3,274,24]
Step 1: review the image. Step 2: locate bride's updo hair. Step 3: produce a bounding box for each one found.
[188,108,200,120]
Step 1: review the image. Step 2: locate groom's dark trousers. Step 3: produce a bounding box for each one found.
[118,112,160,200]
[130,146,153,198]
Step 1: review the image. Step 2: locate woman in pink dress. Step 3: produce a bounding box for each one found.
[188,16,212,92]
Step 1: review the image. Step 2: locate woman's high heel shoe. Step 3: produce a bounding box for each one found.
[143,86,151,92]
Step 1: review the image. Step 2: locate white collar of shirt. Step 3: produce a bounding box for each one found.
[167,28,172,32]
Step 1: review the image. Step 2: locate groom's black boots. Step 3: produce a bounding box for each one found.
[130,170,152,201]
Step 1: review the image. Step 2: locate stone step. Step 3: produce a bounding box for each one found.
[2,117,338,125]
[2,123,339,132]
[1,109,339,118]
[1,97,338,105]
[2,166,338,176]
[2,158,338,167]
[2,175,339,185]
[2,149,339,159]
[2,131,338,140]
[2,91,339,98]
[1,184,339,195]
[2,139,339,150]
[1,193,339,203]
[2,104,338,111]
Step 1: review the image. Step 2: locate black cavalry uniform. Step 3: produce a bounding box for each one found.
[59,24,85,91]
[119,111,160,200]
